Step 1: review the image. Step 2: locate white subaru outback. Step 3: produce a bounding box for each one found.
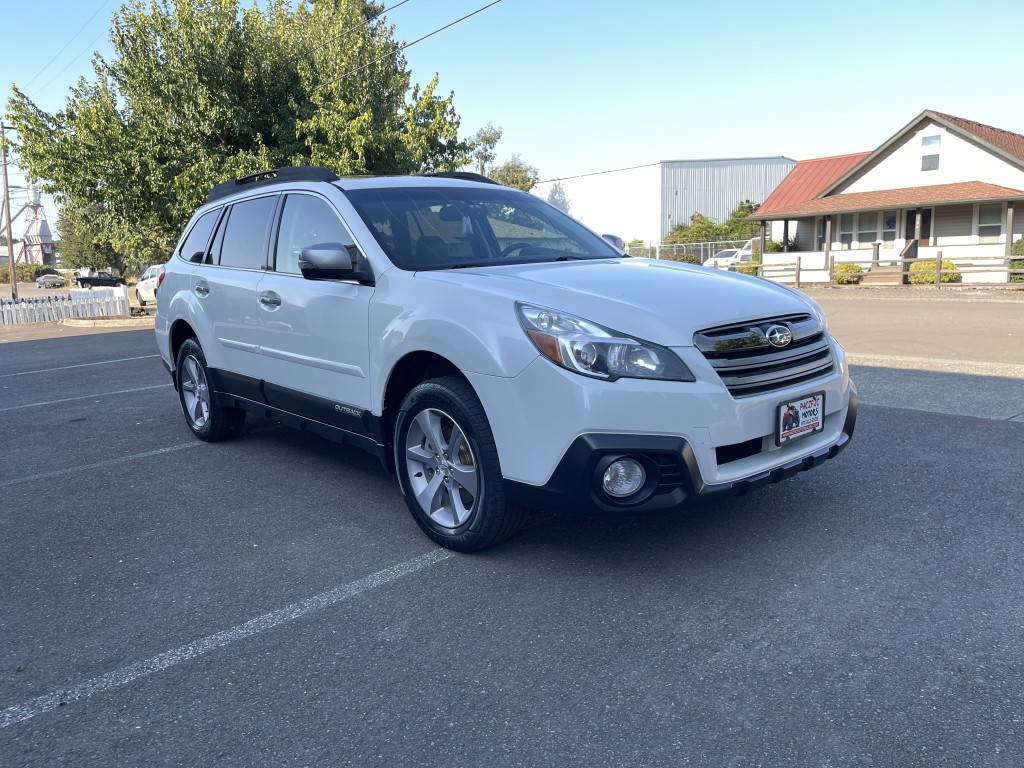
[155,167,857,551]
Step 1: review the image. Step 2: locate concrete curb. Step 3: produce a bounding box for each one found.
[848,353,1024,379]
[59,316,155,328]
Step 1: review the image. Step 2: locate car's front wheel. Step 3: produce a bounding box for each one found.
[175,339,245,442]
[394,377,527,552]
[136,290,146,307]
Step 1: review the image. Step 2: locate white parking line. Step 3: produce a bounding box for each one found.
[0,549,454,729]
[0,384,171,413]
[0,444,203,488]
[0,354,160,379]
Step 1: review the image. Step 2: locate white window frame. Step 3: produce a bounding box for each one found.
[921,134,941,172]
[881,211,898,250]
[975,202,1004,244]
[856,211,878,249]
[838,213,853,250]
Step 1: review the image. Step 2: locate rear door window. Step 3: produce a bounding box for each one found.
[217,195,278,269]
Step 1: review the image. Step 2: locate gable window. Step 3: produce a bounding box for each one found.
[921,135,940,171]
[857,211,878,248]
[978,203,1003,244]
[839,214,853,249]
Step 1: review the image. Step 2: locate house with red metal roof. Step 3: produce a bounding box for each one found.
[749,110,1024,283]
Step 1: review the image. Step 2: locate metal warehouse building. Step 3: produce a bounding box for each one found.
[533,156,796,245]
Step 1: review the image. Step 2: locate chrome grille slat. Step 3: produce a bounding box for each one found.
[708,338,831,369]
[695,313,835,397]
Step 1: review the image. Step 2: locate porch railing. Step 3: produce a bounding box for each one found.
[728,247,1022,287]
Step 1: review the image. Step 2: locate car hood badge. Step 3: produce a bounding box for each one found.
[765,324,793,348]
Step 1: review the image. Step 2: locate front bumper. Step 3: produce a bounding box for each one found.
[505,390,857,515]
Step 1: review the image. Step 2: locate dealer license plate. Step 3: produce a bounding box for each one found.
[776,392,825,446]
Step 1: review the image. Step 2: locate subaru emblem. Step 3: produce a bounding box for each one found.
[765,324,793,348]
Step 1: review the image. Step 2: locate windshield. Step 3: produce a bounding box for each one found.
[342,185,620,270]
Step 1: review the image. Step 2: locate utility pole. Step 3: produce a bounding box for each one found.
[1,121,17,301]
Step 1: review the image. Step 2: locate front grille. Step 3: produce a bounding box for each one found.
[694,313,835,397]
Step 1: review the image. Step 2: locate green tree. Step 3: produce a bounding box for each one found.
[546,181,570,214]
[468,122,502,176]
[664,213,724,244]
[722,200,760,239]
[6,0,469,273]
[489,154,539,192]
[56,206,125,274]
[663,201,761,244]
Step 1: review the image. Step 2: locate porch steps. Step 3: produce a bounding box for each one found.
[859,265,904,285]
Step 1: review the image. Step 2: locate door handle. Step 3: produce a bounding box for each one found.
[194,281,210,298]
[258,292,281,308]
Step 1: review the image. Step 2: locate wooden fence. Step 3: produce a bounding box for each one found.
[0,288,131,325]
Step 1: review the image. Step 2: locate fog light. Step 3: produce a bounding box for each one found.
[602,458,646,498]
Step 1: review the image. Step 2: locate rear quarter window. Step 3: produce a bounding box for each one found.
[177,208,220,263]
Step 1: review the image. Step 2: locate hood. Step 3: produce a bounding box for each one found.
[417,258,817,346]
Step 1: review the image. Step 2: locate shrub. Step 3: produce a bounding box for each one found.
[0,262,57,285]
[832,262,864,285]
[738,251,761,276]
[762,235,798,254]
[1011,239,1024,282]
[908,259,960,284]
[1010,258,1024,283]
[662,253,701,265]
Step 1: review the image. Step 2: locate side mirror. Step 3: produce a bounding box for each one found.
[299,243,374,284]
[601,234,626,251]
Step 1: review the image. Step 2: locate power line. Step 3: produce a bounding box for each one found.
[21,0,113,90]
[284,0,415,67]
[31,24,112,99]
[313,0,503,93]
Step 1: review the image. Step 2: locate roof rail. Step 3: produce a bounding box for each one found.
[422,171,501,186]
[206,166,340,203]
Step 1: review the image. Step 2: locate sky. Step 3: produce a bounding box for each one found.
[2,0,1023,237]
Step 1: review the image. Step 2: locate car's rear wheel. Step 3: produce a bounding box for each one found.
[394,377,527,552]
[175,339,245,442]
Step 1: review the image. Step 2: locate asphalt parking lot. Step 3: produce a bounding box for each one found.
[2,293,1023,767]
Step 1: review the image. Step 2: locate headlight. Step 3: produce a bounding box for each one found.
[515,303,695,382]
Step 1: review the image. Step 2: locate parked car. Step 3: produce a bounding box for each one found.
[705,248,753,269]
[704,249,740,268]
[35,274,67,289]
[77,272,126,289]
[156,167,857,552]
[135,264,161,306]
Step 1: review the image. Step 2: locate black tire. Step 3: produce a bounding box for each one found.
[394,377,528,552]
[136,290,146,307]
[174,339,245,442]
[80,281,92,289]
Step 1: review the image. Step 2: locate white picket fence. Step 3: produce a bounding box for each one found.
[0,287,131,325]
